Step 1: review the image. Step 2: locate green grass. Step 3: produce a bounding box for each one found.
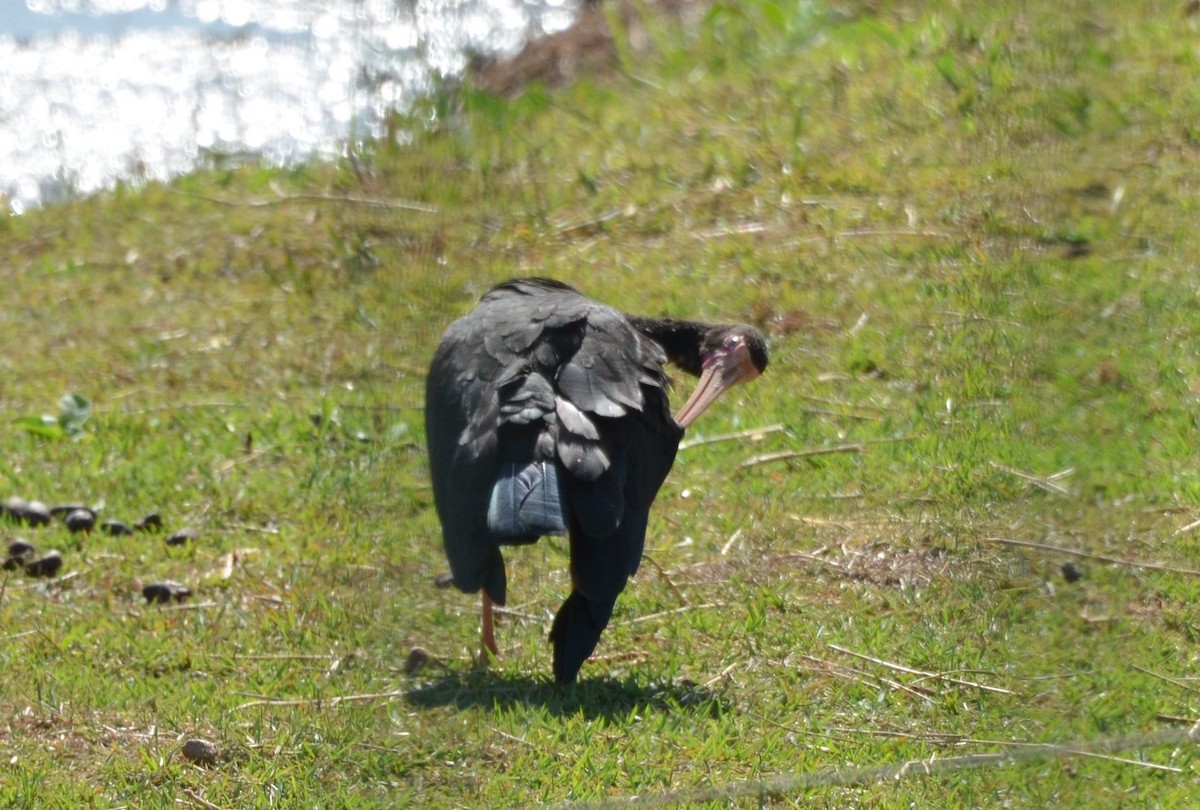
[2,0,1200,805]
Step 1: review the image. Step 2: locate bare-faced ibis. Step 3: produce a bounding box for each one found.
[425,278,768,683]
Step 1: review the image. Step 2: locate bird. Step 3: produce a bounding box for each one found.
[424,278,768,683]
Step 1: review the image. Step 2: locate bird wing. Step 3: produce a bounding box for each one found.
[425,278,682,604]
[425,311,507,599]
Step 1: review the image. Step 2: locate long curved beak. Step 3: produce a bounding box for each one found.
[674,342,761,428]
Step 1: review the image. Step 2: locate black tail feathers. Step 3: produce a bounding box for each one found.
[548,590,615,684]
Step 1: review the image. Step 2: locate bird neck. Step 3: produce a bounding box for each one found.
[625,316,708,377]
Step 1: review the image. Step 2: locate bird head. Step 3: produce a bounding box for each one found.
[675,325,768,428]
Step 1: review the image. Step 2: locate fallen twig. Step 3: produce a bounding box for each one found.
[640,552,689,606]
[612,603,720,627]
[798,653,935,700]
[552,208,624,236]
[828,725,966,744]
[989,461,1074,496]
[1170,516,1200,537]
[692,221,770,241]
[227,522,282,535]
[167,187,437,213]
[719,528,743,556]
[489,725,537,748]
[0,628,39,643]
[701,660,743,689]
[182,788,225,810]
[678,423,785,451]
[960,737,1182,773]
[492,605,541,621]
[827,643,1015,696]
[1157,713,1200,725]
[738,443,863,471]
[1060,748,1181,772]
[236,688,406,711]
[550,725,1196,808]
[982,536,1200,577]
[213,449,272,474]
[1131,664,1199,693]
[739,436,918,471]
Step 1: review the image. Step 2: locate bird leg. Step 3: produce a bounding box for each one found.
[480,591,499,663]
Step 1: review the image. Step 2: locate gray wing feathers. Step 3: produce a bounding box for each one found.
[496,362,556,424]
[427,279,676,603]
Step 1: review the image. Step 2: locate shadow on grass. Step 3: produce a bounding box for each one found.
[406,668,729,720]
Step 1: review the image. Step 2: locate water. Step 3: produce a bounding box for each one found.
[0,0,581,213]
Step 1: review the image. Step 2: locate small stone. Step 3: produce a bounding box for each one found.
[166,527,199,546]
[181,738,219,766]
[24,502,52,527]
[4,498,51,527]
[101,519,134,537]
[1061,561,1082,584]
[3,538,36,571]
[135,513,164,532]
[50,503,90,518]
[7,538,35,558]
[142,580,192,604]
[404,647,433,676]
[433,572,457,589]
[64,509,97,534]
[25,550,63,578]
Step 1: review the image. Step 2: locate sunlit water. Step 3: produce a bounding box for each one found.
[0,0,581,212]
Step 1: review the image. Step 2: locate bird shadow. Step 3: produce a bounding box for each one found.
[405,667,730,720]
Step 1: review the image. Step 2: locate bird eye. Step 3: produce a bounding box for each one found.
[724,335,743,350]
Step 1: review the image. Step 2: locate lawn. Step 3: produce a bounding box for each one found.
[1,0,1199,806]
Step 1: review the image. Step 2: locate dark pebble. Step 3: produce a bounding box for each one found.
[25,550,63,578]
[181,738,219,765]
[3,538,36,570]
[101,519,134,537]
[4,497,52,527]
[135,513,164,532]
[143,580,192,603]
[50,503,90,518]
[7,538,35,558]
[166,527,199,546]
[65,509,97,533]
[1061,561,1082,583]
[403,647,433,676]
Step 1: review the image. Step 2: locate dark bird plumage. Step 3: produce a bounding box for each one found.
[425,278,767,683]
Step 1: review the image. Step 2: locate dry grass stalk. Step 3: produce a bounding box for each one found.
[612,602,720,627]
[738,444,863,471]
[639,552,689,606]
[678,423,785,451]
[827,643,1016,696]
[236,689,407,711]
[983,536,1200,576]
[989,461,1074,495]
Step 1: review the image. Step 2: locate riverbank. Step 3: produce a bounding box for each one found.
[0,0,580,212]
